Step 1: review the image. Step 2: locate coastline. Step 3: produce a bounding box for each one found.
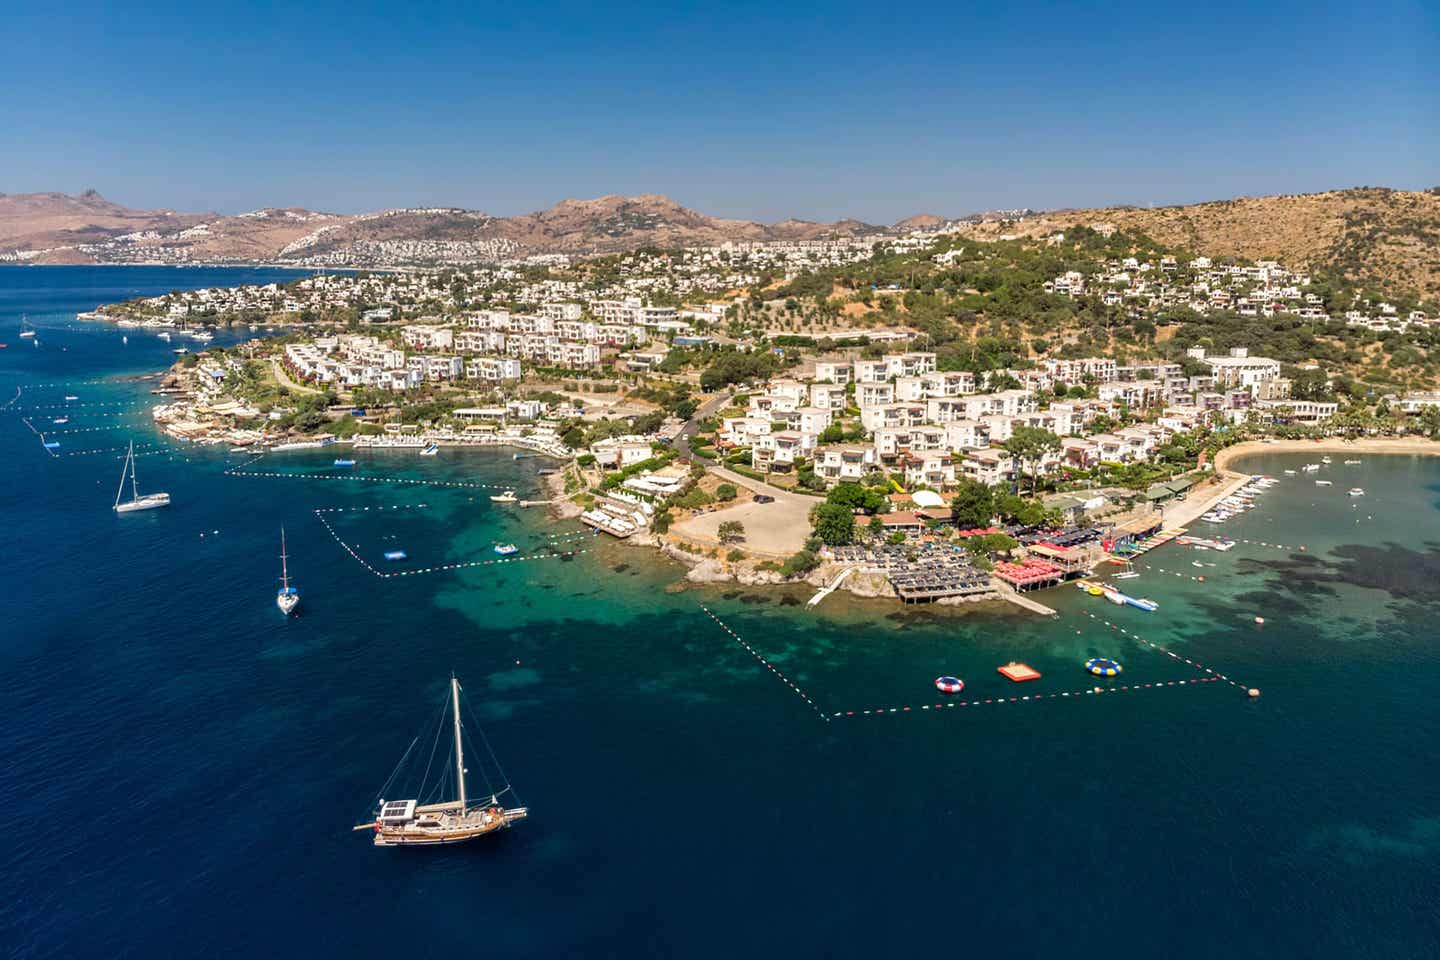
[1213,437,1440,474]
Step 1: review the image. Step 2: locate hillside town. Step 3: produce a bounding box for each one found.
[96,222,1440,606]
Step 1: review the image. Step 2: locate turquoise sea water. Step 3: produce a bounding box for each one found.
[2,267,1439,958]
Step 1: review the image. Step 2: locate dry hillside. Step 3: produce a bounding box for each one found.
[962,188,1440,301]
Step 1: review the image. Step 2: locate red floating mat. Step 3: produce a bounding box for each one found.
[998,662,1042,682]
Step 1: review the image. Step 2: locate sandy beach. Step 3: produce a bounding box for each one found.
[1154,438,1440,530]
[1214,437,1440,474]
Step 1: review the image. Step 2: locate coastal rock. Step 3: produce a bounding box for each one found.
[685,558,732,583]
[840,570,897,599]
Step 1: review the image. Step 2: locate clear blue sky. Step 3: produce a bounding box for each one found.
[3,0,1436,222]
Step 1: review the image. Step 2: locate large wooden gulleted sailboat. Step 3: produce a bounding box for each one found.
[355,676,528,847]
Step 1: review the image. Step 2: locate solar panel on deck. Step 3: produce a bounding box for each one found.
[380,800,416,821]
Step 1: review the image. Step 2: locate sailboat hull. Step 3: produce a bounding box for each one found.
[114,493,171,513]
[371,806,528,847]
[276,592,300,615]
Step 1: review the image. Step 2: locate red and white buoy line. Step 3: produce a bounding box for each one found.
[1233,538,1302,551]
[19,417,60,457]
[226,467,511,490]
[34,424,126,435]
[828,612,1254,721]
[61,442,173,458]
[543,529,597,544]
[1079,609,1252,693]
[12,399,146,412]
[312,507,585,579]
[831,677,1225,719]
[1,386,21,410]
[314,503,431,515]
[699,604,830,723]
[8,377,112,391]
[1146,566,1211,583]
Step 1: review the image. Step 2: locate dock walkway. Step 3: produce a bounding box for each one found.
[807,567,855,608]
[992,578,1057,616]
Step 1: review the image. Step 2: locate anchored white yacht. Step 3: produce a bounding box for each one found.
[276,526,300,615]
[112,441,170,513]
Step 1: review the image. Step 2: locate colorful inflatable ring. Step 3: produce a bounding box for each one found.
[1085,658,1122,677]
[934,676,964,694]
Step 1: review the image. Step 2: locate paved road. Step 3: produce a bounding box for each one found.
[670,389,817,555]
[271,359,323,395]
[673,390,729,459]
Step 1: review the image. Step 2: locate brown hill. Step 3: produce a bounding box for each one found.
[0,190,209,250]
[0,191,883,265]
[893,213,947,231]
[963,188,1440,300]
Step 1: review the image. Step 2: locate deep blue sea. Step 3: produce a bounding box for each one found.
[3,266,1439,958]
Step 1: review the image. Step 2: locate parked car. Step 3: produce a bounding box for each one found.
[753,493,775,503]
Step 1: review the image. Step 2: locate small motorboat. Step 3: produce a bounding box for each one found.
[1315,480,1333,486]
[383,550,408,561]
[419,442,439,456]
[52,417,68,425]
[1348,488,1365,497]
[493,543,519,556]
[333,459,356,467]
[490,490,517,503]
[64,395,78,401]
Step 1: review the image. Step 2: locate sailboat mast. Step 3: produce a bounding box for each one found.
[451,676,467,809]
[115,442,132,507]
[129,441,139,500]
[279,527,290,589]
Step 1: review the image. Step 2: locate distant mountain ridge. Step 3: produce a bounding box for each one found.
[4,188,1437,300]
[0,191,888,267]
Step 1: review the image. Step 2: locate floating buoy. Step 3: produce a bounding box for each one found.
[1248,688,1261,698]
[934,676,964,694]
[1085,657,1122,677]
[1254,616,1266,625]
[1299,545,1306,552]
[1198,576,1205,582]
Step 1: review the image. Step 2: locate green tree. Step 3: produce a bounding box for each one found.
[826,481,885,514]
[949,478,995,529]
[780,548,820,578]
[1003,426,1062,495]
[810,502,856,544]
[1417,405,1440,439]
[715,483,738,502]
[717,520,746,543]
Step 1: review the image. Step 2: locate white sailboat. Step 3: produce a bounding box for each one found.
[113,441,170,513]
[276,526,300,615]
[18,315,36,339]
[356,677,528,847]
